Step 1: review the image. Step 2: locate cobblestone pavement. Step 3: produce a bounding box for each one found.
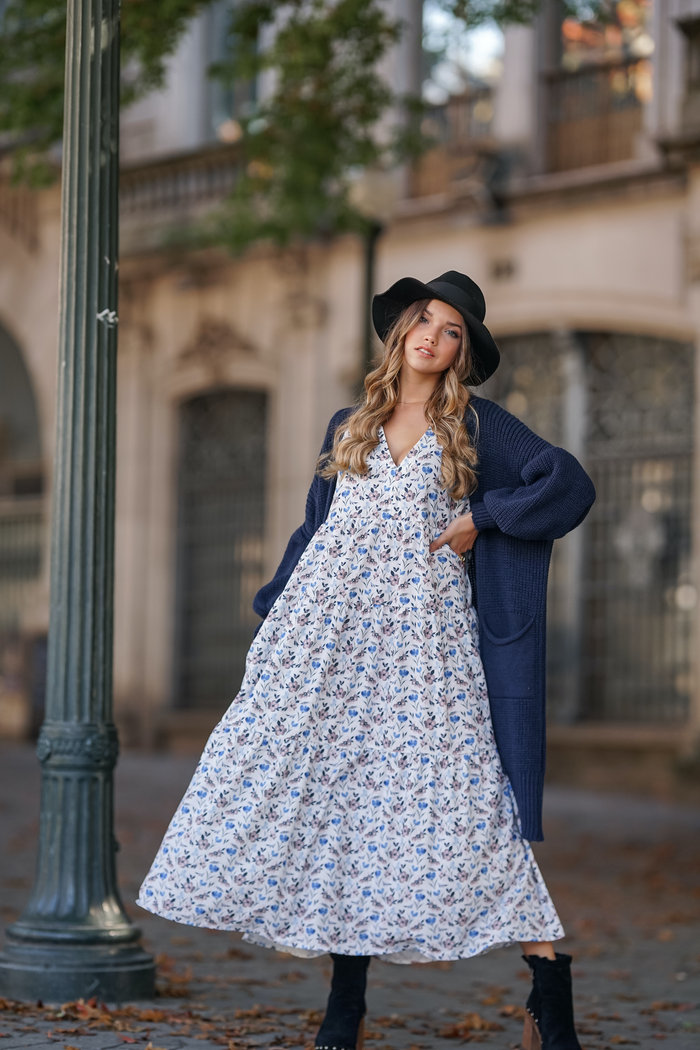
[0,742,698,1050]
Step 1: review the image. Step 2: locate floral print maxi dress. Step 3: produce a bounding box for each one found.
[138,428,564,962]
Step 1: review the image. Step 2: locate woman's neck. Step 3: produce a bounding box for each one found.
[397,369,439,406]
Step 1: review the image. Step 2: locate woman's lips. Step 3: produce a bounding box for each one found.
[414,346,435,358]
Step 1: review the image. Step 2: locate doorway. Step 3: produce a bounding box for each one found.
[485,331,694,724]
[174,389,267,711]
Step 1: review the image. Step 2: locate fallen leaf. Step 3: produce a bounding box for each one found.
[660,910,698,924]
[155,955,193,985]
[657,929,674,942]
[374,1015,406,1028]
[235,1005,264,1019]
[137,1010,168,1023]
[480,986,509,1007]
[156,984,190,999]
[499,1005,526,1020]
[440,1013,505,1038]
[641,1001,690,1014]
[609,1038,639,1045]
[221,947,253,961]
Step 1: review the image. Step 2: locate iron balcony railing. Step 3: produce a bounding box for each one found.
[409,88,495,199]
[119,143,240,223]
[545,61,647,173]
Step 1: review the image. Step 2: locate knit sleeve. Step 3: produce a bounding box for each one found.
[469,500,498,531]
[252,408,351,621]
[252,476,323,620]
[475,400,596,542]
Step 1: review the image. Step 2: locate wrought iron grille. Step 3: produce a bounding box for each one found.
[0,322,44,633]
[483,331,694,724]
[0,500,43,630]
[409,88,494,199]
[174,389,267,710]
[546,62,644,173]
[582,333,694,723]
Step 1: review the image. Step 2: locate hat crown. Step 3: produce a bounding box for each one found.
[428,271,486,323]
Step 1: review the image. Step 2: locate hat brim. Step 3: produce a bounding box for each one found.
[372,277,500,385]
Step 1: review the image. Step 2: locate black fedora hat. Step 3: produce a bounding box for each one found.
[372,270,500,384]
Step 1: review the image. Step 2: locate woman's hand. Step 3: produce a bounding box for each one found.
[429,511,479,557]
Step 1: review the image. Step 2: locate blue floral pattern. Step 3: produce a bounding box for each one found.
[138,428,564,961]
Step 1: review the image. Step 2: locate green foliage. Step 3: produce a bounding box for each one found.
[1,0,597,242]
[0,0,211,175]
[208,0,555,251]
[435,0,539,28]
[208,0,401,249]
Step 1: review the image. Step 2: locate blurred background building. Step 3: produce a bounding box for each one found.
[1,0,699,800]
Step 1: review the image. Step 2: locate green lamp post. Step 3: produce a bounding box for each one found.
[0,0,155,1001]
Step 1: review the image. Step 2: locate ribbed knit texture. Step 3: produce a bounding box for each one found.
[253,397,595,841]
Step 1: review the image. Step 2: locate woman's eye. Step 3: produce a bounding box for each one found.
[446,328,459,338]
[419,315,428,323]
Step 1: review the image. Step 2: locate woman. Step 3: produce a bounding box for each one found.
[138,271,595,1050]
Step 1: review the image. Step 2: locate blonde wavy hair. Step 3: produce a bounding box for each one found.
[320,298,478,499]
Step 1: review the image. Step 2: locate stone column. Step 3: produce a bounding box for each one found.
[554,328,588,724]
[686,165,700,755]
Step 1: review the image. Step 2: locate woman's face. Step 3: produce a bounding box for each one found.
[402,299,463,377]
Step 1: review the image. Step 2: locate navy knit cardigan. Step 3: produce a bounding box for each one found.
[253,396,596,841]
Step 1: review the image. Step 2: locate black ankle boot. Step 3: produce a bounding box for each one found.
[522,953,582,1050]
[315,953,370,1050]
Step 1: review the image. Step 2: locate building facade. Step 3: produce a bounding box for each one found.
[1,0,699,798]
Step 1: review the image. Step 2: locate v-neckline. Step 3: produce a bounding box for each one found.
[380,425,431,468]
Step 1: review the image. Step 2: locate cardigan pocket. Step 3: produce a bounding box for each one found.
[480,612,537,698]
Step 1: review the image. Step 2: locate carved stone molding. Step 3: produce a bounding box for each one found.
[180,318,255,361]
[285,291,328,330]
[176,317,259,386]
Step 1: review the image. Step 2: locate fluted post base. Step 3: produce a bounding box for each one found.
[0,724,154,1001]
[0,939,155,1003]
